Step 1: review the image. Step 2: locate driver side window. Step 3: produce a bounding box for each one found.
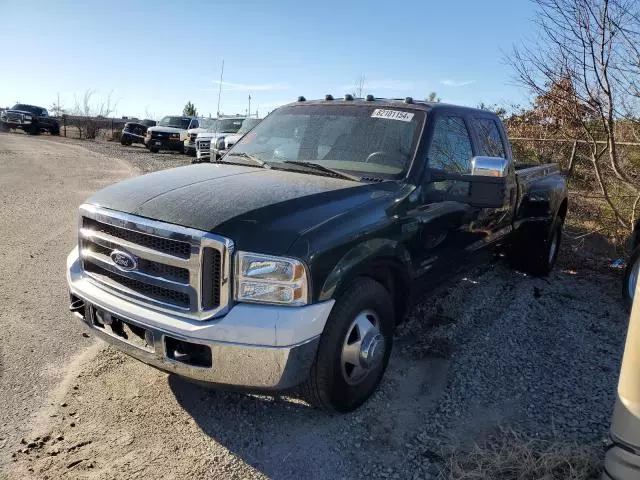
[428,115,473,174]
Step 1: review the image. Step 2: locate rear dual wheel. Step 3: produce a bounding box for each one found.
[510,216,564,276]
[301,278,394,412]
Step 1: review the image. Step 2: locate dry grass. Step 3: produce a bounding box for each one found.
[438,430,602,480]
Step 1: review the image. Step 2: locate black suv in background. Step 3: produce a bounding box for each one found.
[0,104,60,135]
[121,119,157,146]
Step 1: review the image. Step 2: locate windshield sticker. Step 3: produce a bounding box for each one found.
[371,109,414,122]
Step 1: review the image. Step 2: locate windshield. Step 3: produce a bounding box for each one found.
[12,104,42,115]
[199,118,217,130]
[226,105,424,176]
[236,118,261,135]
[158,116,191,129]
[217,118,245,133]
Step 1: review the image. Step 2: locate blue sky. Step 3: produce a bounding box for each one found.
[0,0,538,119]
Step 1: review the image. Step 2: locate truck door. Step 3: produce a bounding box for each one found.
[467,115,516,247]
[409,112,483,280]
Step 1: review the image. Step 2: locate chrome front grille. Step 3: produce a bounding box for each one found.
[197,140,211,155]
[7,113,23,122]
[78,204,233,320]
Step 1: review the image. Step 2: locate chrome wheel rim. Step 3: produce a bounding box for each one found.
[548,230,559,266]
[629,258,640,300]
[340,310,386,386]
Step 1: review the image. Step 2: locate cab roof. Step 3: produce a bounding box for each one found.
[280,97,491,116]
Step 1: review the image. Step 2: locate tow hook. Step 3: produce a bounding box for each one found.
[69,299,85,314]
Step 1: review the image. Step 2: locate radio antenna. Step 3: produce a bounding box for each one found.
[216,59,224,118]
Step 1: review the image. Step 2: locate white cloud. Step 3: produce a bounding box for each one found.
[340,79,414,91]
[205,81,290,92]
[440,79,476,87]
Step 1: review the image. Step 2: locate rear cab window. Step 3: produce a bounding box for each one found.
[472,117,507,158]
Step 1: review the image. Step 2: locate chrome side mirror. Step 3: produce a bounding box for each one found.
[471,156,509,178]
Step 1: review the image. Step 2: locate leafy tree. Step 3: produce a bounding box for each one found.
[183,101,197,117]
[427,92,441,103]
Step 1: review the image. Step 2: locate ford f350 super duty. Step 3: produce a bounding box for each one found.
[67,96,568,412]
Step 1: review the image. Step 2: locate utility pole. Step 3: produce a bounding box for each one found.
[248,94,251,118]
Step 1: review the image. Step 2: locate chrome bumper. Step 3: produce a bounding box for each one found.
[67,248,333,389]
[70,303,319,389]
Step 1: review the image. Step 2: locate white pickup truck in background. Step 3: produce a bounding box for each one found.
[184,118,218,157]
[194,117,247,163]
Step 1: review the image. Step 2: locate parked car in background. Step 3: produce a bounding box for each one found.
[623,220,640,308]
[210,117,262,159]
[121,119,157,146]
[194,116,246,162]
[0,104,60,135]
[184,118,218,156]
[67,97,568,412]
[145,115,199,153]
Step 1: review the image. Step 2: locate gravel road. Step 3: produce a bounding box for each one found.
[0,133,630,479]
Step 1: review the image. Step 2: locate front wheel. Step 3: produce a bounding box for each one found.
[623,247,640,310]
[300,278,394,412]
[149,146,159,153]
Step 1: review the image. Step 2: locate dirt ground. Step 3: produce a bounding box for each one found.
[0,133,630,479]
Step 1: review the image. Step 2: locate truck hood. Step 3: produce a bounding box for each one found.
[196,131,235,140]
[86,164,399,254]
[187,127,209,135]
[148,126,185,134]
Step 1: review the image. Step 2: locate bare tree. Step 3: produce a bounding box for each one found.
[50,92,66,117]
[72,89,117,139]
[508,0,640,231]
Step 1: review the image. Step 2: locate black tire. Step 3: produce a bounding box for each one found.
[149,146,159,153]
[511,216,563,276]
[28,124,40,135]
[300,277,394,412]
[0,123,8,132]
[623,246,640,310]
[50,126,60,136]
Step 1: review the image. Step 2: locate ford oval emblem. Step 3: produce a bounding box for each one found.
[110,249,137,271]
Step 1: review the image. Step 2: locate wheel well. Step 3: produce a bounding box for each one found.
[336,259,411,325]
[557,198,568,221]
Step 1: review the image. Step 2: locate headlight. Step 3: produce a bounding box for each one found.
[235,252,308,306]
[24,115,32,120]
[215,137,226,150]
[170,133,180,139]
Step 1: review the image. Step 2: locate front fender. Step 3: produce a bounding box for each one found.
[317,238,412,302]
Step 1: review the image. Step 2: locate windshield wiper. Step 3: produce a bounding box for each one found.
[222,152,269,168]
[281,161,359,181]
